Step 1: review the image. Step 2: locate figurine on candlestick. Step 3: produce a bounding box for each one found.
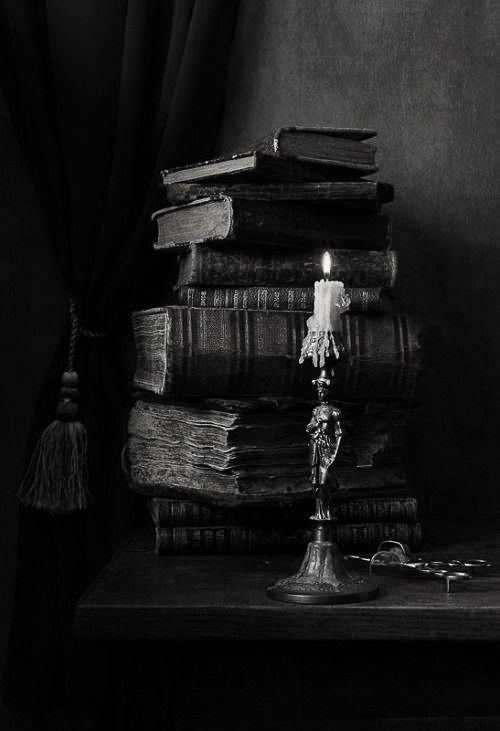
[307,370,342,521]
[267,252,379,604]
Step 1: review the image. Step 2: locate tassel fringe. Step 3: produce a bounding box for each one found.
[18,418,90,514]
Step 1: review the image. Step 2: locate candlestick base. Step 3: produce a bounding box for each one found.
[266,521,379,605]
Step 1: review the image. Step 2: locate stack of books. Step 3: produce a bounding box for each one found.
[125,127,422,555]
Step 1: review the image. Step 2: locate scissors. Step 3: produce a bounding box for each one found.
[344,541,492,593]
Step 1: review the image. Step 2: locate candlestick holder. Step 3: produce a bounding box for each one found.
[266,365,379,604]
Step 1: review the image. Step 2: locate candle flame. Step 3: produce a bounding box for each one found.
[322,251,331,279]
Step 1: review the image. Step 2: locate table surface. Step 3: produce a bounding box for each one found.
[73,517,500,641]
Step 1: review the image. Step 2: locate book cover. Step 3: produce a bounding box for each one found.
[152,198,391,251]
[126,450,409,505]
[164,180,394,210]
[175,245,398,289]
[155,522,422,555]
[159,128,378,186]
[126,397,412,506]
[177,286,393,313]
[250,126,377,169]
[148,496,418,527]
[132,308,421,399]
[129,398,412,471]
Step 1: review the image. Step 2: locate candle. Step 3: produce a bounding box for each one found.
[315,252,346,332]
[299,251,350,367]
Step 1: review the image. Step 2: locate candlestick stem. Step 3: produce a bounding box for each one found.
[266,364,379,604]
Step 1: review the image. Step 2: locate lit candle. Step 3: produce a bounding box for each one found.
[299,251,350,367]
[316,252,346,333]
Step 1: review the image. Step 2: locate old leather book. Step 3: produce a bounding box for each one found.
[164,180,393,211]
[125,398,413,505]
[160,127,378,186]
[131,307,421,399]
[176,244,398,289]
[154,522,422,555]
[148,496,418,527]
[175,245,398,288]
[152,198,391,251]
[127,457,409,505]
[129,397,411,467]
[241,126,378,170]
[177,286,393,313]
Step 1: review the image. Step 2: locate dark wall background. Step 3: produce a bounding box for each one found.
[218,0,500,515]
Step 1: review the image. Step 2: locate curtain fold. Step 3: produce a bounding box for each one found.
[1,0,239,717]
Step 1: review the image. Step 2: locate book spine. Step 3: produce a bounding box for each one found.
[149,497,417,527]
[232,200,391,250]
[177,286,391,313]
[334,497,417,523]
[132,308,421,399]
[254,131,378,173]
[150,499,238,527]
[155,526,302,554]
[155,523,422,555]
[164,181,394,206]
[154,201,391,251]
[335,522,421,551]
[177,246,398,289]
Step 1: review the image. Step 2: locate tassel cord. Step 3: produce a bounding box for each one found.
[68,297,109,370]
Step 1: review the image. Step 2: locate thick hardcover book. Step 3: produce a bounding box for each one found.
[334,496,417,523]
[244,126,377,170]
[126,397,412,505]
[176,245,398,289]
[148,496,418,527]
[154,522,422,555]
[129,398,310,455]
[164,180,394,211]
[177,286,393,314]
[160,128,378,186]
[152,198,391,252]
[126,457,311,505]
[132,307,421,399]
[149,497,311,527]
[127,459,409,505]
[129,398,411,473]
[160,151,371,187]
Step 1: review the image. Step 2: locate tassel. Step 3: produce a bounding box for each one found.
[18,299,92,513]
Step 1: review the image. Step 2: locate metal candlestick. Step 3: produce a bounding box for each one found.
[267,365,379,604]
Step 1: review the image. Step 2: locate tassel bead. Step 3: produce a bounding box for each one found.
[57,371,79,420]
[60,387,79,400]
[62,371,79,387]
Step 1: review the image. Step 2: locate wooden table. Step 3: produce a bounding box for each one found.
[73,518,500,729]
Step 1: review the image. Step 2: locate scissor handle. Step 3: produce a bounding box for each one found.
[377,540,411,563]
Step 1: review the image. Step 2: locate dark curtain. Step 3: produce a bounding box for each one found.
[0,0,239,720]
